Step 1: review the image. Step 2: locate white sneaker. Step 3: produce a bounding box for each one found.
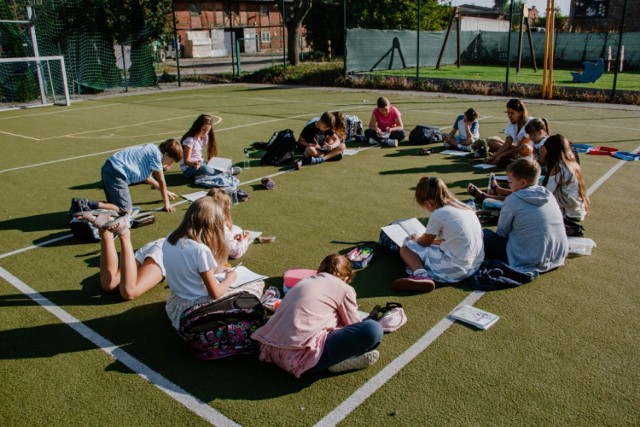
[328,350,380,373]
[368,138,378,145]
[385,138,399,147]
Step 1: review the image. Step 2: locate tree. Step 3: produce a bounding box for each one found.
[304,0,451,57]
[494,0,508,9]
[280,0,313,66]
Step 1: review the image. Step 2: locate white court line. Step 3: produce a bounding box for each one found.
[0,102,118,121]
[314,148,638,426]
[315,291,485,427]
[0,266,240,427]
[0,129,41,141]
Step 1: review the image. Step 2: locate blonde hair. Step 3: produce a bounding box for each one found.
[525,117,550,135]
[318,254,354,284]
[415,176,468,211]
[206,188,233,229]
[166,197,228,264]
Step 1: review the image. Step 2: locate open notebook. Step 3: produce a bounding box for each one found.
[380,218,426,248]
[216,266,268,289]
[207,157,233,173]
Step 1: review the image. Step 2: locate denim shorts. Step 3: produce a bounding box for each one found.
[101,160,132,213]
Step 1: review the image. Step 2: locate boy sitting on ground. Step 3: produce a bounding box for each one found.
[482,157,568,274]
[443,108,480,152]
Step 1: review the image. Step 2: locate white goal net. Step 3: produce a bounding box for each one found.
[0,55,71,109]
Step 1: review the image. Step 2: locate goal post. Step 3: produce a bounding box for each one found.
[0,55,71,108]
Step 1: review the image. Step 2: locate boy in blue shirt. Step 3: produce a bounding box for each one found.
[443,108,479,152]
[71,139,183,234]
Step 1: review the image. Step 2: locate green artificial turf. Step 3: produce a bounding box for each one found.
[1,85,639,426]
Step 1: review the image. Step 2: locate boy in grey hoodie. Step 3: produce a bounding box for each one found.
[483,157,568,274]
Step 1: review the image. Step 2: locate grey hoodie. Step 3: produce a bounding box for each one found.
[497,185,568,274]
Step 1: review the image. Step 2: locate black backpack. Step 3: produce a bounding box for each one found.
[261,129,297,165]
[69,218,101,242]
[179,292,267,360]
[409,125,443,145]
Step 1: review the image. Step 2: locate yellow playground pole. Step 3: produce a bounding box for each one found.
[542,0,556,99]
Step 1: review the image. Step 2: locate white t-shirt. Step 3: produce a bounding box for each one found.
[453,114,480,141]
[162,237,218,301]
[505,117,533,145]
[180,135,208,172]
[424,204,484,271]
[545,164,587,221]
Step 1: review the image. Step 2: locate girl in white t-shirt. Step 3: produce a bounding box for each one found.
[163,197,263,330]
[487,99,534,165]
[542,134,590,221]
[180,114,219,179]
[394,177,485,293]
[525,118,551,166]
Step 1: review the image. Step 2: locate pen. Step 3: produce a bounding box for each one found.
[230,262,243,271]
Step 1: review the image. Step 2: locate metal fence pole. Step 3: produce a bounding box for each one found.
[416,0,421,82]
[612,0,628,100]
[504,0,515,95]
[281,0,286,72]
[171,0,181,86]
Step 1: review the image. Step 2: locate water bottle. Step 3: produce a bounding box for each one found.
[243,148,251,169]
[467,199,476,211]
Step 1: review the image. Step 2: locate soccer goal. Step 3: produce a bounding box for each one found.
[0,55,71,108]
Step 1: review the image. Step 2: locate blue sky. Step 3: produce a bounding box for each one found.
[448,0,571,17]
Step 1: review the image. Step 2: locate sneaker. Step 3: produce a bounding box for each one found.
[385,138,399,147]
[368,138,378,145]
[68,198,90,217]
[231,166,242,176]
[328,350,380,373]
[393,274,436,293]
[294,160,303,170]
[311,156,325,165]
[456,144,472,152]
[102,214,132,236]
[419,147,432,156]
[261,177,275,190]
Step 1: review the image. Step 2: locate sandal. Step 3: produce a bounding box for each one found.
[467,184,486,201]
[101,215,132,236]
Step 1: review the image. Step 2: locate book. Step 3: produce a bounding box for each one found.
[216,266,268,289]
[441,149,471,156]
[207,157,233,173]
[449,304,499,330]
[380,218,426,248]
[229,224,262,244]
[473,163,497,169]
[181,190,208,202]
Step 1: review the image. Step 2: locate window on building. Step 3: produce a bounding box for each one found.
[260,5,269,16]
[190,1,201,16]
[261,32,271,42]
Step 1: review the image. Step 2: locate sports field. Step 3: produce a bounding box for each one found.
[1,85,639,426]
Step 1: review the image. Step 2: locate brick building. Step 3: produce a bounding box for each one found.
[172,0,306,58]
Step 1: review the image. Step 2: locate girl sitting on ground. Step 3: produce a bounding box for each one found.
[525,117,551,166]
[180,114,240,178]
[297,111,347,165]
[394,176,484,293]
[251,254,383,377]
[486,99,534,165]
[363,96,407,147]
[542,134,590,221]
[206,188,251,259]
[162,197,263,330]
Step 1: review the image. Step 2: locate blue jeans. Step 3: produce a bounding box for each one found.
[483,228,508,263]
[182,164,219,179]
[305,319,383,375]
[101,160,131,213]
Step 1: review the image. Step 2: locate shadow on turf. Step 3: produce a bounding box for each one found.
[0,212,69,233]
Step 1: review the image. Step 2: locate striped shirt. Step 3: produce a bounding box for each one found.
[109,143,163,184]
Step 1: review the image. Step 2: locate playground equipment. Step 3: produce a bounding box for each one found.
[571,58,605,83]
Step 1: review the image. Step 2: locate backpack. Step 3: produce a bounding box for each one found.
[68,198,100,242]
[344,115,364,142]
[261,129,297,165]
[409,125,443,145]
[178,292,267,360]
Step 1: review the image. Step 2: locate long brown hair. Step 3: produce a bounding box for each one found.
[415,176,468,210]
[507,98,530,130]
[318,111,347,140]
[181,114,217,159]
[542,134,590,214]
[167,197,228,264]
